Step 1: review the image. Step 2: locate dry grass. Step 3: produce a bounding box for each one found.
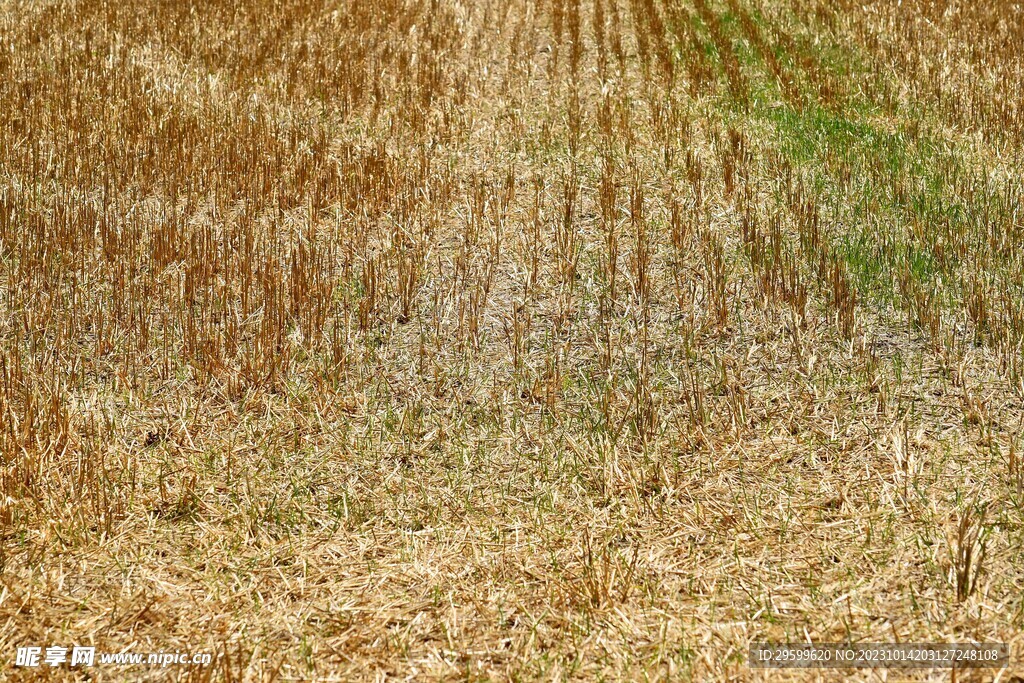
[2,0,1024,680]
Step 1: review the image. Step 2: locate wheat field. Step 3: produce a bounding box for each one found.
[2,0,1024,680]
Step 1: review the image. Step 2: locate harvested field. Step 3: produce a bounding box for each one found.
[2,0,1024,680]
